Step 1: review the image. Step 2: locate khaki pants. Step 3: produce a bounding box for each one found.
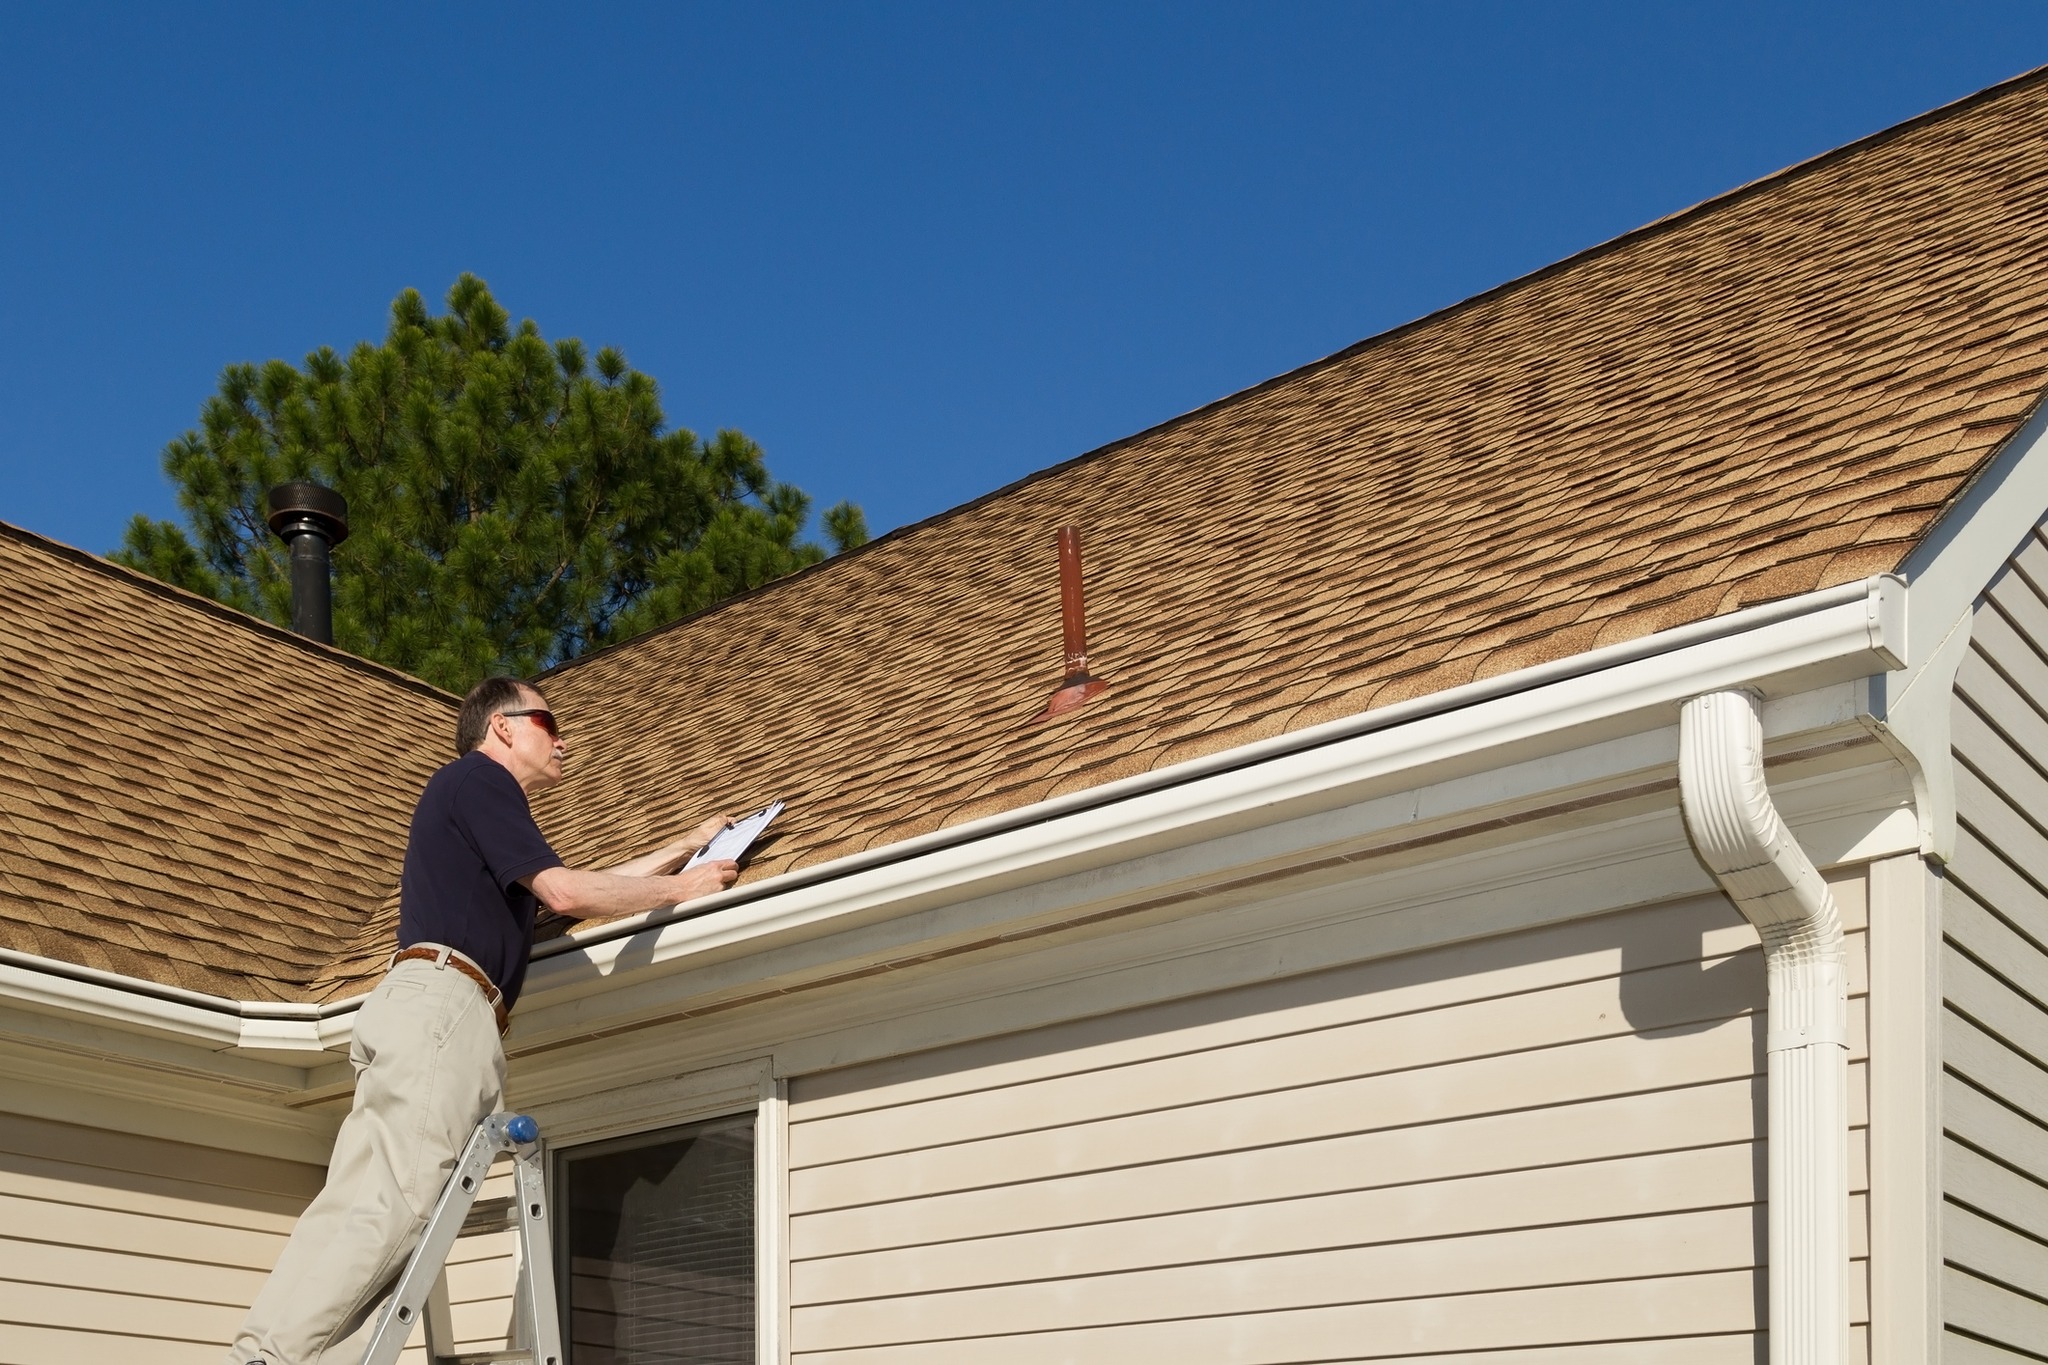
[228,956,507,1365]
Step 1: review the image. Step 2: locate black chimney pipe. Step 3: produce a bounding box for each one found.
[265,481,350,644]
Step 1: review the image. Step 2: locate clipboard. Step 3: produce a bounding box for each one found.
[684,800,784,869]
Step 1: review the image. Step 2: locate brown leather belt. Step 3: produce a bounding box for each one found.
[390,945,511,1036]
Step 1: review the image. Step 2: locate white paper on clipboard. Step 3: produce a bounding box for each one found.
[685,800,784,869]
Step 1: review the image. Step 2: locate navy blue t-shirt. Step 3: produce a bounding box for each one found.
[397,751,565,1011]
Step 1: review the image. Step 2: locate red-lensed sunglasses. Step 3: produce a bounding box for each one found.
[500,708,559,739]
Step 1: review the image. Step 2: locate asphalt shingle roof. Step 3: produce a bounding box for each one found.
[8,67,2048,1001]
[0,526,455,999]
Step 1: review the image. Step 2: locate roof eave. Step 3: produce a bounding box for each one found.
[510,573,1906,1044]
[0,571,1911,1067]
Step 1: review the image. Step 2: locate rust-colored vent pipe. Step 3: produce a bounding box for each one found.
[1032,526,1107,723]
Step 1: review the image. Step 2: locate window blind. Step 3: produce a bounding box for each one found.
[558,1112,756,1364]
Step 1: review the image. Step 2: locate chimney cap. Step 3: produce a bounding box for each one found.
[266,480,350,545]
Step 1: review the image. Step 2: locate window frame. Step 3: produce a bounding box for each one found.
[537,1057,787,1364]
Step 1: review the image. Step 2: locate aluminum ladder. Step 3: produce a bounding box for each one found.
[361,1113,564,1365]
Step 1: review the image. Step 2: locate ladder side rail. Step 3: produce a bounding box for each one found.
[511,1140,565,1365]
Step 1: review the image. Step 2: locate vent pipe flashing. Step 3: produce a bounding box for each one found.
[1679,688,1847,1365]
[1033,526,1107,723]
[266,481,350,645]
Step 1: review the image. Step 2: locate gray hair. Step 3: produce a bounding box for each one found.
[455,675,537,756]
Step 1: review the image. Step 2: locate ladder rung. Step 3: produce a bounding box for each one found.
[459,1195,517,1236]
[439,1352,538,1365]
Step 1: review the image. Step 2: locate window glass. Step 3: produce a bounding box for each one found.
[557,1112,756,1364]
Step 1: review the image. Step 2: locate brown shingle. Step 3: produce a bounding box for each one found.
[0,525,455,998]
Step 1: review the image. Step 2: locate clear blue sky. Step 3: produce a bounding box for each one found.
[4,3,2046,557]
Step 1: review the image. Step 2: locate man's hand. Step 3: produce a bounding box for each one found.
[676,859,740,901]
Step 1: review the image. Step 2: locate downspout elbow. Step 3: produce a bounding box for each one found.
[1681,688,1849,1052]
[1679,688,1848,1365]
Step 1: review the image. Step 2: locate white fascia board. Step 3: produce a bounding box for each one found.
[1891,397,2048,678]
[0,572,1910,1065]
[0,955,242,1048]
[1870,395,2048,861]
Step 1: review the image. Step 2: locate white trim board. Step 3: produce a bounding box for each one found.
[1895,395,2048,680]
[1872,394,2048,862]
[1866,853,1943,1365]
[0,1034,338,1164]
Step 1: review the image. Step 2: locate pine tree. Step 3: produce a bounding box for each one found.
[116,275,868,691]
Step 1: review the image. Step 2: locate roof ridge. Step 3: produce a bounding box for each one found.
[543,60,2048,684]
[0,518,458,705]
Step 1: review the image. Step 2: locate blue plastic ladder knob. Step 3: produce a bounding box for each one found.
[506,1114,539,1144]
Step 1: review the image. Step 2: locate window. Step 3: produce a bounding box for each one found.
[556,1112,756,1364]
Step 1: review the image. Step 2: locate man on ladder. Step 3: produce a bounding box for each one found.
[228,676,740,1365]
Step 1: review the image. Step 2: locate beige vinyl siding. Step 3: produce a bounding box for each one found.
[787,880,1872,1363]
[0,1108,526,1365]
[1944,518,2048,1362]
[0,1111,321,1365]
[438,1167,522,1356]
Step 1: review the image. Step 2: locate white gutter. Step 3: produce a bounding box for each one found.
[0,574,1905,1054]
[1680,689,1849,1365]
[0,946,357,1053]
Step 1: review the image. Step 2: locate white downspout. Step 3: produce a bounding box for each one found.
[1679,689,1848,1365]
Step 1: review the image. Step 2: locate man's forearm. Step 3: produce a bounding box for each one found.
[528,865,712,919]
